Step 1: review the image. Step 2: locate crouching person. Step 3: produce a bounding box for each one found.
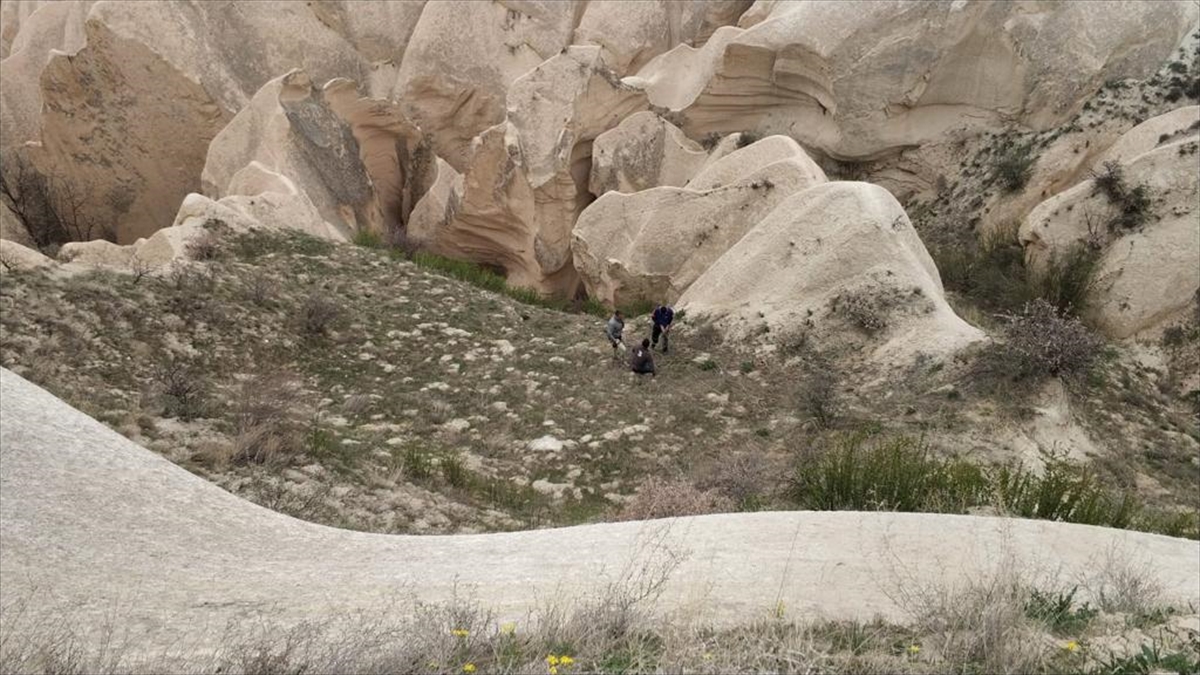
[630,338,656,378]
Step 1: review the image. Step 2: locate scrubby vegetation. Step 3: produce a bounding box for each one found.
[2,226,1195,539]
[788,432,1196,538]
[1092,161,1154,231]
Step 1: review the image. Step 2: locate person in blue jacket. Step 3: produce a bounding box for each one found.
[651,304,674,354]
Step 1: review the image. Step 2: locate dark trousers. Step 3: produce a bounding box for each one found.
[652,324,669,352]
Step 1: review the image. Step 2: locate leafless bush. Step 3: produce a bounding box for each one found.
[1001,299,1104,378]
[158,265,216,320]
[896,564,1047,675]
[616,477,734,521]
[243,272,277,307]
[231,370,311,465]
[0,151,115,251]
[835,291,887,333]
[297,291,341,338]
[799,366,840,429]
[1092,161,1153,230]
[185,230,221,261]
[152,358,209,421]
[697,451,775,509]
[128,254,156,284]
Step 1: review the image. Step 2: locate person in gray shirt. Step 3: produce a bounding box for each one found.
[604,310,625,360]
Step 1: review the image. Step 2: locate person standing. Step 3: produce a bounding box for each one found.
[604,310,625,360]
[651,304,674,354]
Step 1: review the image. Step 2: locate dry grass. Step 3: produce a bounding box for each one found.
[616,477,735,521]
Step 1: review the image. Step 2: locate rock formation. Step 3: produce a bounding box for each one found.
[589,111,709,195]
[1019,112,1200,339]
[630,1,1196,162]
[202,70,401,241]
[679,181,984,367]
[572,136,826,305]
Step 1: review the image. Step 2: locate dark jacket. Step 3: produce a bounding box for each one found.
[652,306,674,328]
[630,346,655,374]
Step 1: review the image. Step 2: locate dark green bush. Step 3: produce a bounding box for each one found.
[994,141,1037,192]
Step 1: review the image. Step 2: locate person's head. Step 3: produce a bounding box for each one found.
[641,338,650,348]
[614,310,622,319]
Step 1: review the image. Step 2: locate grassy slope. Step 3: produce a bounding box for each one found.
[1,227,1195,538]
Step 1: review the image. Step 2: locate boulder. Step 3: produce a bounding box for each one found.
[1092,106,1200,169]
[57,239,135,269]
[572,136,826,306]
[629,1,1197,161]
[406,158,463,249]
[201,70,387,242]
[678,181,984,368]
[589,111,709,195]
[1019,131,1200,339]
[0,238,55,272]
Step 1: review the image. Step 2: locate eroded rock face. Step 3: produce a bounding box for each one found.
[679,181,984,367]
[573,0,753,76]
[589,111,709,195]
[1019,117,1200,339]
[393,0,579,171]
[572,136,827,305]
[4,1,427,244]
[630,1,1197,162]
[202,70,401,241]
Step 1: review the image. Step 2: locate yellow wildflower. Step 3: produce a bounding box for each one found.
[451,628,469,638]
[547,655,560,666]
[559,655,574,666]
[908,645,921,655]
[463,664,477,674]
[702,652,714,661]
[1064,640,1080,653]
[549,668,558,675]
[500,622,517,635]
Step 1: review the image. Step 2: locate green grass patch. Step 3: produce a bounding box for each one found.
[788,433,1198,539]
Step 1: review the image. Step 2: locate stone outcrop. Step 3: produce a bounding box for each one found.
[0,237,54,272]
[679,181,984,367]
[3,1,427,244]
[392,0,579,171]
[572,136,826,305]
[589,112,710,195]
[1019,119,1200,339]
[573,0,753,76]
[629,1,1197,162]
[201,70,392,241]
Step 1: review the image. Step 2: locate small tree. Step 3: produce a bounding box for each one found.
[0,151,114,251]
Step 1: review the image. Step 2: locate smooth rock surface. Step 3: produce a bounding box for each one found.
[2,368,1197,663]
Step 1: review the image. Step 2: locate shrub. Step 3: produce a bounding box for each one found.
[616,477,734,521]
[297,291,340,338]
[1022,587,1098,635]
[994,141,1036,192]
[1030,244,1102,316]
[999,299,1104,378]
[835,291,887,333]
[185,230,221,261]
[1092,161,1152,230]
[697,452,774,510]
[230,370,310,465]
[152,358,208,421]
[796,359,840,429]
[440,453,469,488]
[351,229,385,249]
[403,447,433,481]
[789,434,986,513]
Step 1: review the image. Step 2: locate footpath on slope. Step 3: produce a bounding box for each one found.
[1,367,1198,660]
